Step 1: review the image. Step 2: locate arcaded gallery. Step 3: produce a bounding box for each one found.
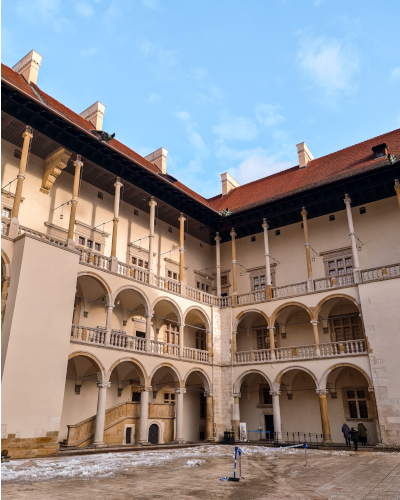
[2,50,400,458]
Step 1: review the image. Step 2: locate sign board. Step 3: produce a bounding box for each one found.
[239,422,247,442]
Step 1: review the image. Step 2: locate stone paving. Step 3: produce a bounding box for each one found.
[2,445,400,499]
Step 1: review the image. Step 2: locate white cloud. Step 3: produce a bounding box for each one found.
[213,113,258,143]
[75,2,94,17]
[175,111,208,156]
[16,0,70,32]
[255,103,285,127]
[389,67,400,84]
[142,0,161,10]
[148,93,162,104]
[297,36,359,99]
[229,152,293,186]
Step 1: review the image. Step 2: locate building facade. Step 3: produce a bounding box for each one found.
[2,51,400,458]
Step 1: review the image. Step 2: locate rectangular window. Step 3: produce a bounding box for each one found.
[333,315,362,342]
[132,257,137,266]
[94,242,101,252]
[144,261,148,269]
[138,259,143,267]
[206,285,209,293]
[262,388,272,405]
[168,270,172,278]
[346,389,368,419]
[87,240,93,249]
[134,209,139,216]
[2,207,11,218]
[196,281,200,289]
[78,236,85,246]
[173,272,177,280]
[164,392,176,404]
[221,275,228,286]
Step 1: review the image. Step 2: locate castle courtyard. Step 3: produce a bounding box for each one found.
[2,445,400,500]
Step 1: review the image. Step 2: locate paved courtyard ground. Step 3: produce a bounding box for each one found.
[2,445,400,500]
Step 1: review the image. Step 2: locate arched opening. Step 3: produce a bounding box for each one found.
[148,423,159,444]
[183,308,210,359]
[324,365,377,445]
[236,371,273,442]
[150,364,181,443]
[273,304,314,358]
[184,369,211,442]
[112,287,149,346]
[151,299,182,357]
[59,353,104,446]
[235,311,272,360]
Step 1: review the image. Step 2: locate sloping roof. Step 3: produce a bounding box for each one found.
[2,63,399,216]
[207,128,400,213]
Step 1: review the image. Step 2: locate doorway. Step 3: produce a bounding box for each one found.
[264,415,274,440]
[126,427,132,444]
[148,423,159,444]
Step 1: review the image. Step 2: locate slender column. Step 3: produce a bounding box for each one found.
[316,389,332,444]
[148,197,157,284]
[301,207,314,290]
[138,386,152,444]
[92,381,111,446]
[270,391,282,442]
[262,219,272,299]
[311,320,320,356]
[215,232,221,296]
[145,313,152,352]
[344,194,361,283]
[110,177,123,272]
[174,388,186,443]
[368,387,383,445]
[178,213,186,282]
[230,228,237,303]
[9,126,34,238]
[232,392,241,441]
[205,392,214,441]
[206,330,212,358]
[269,327,276,360]
[104,305,114,344]
[67,155,83,249]
[395,179,400,210]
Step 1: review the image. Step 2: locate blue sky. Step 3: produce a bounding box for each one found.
[2,0,400,198]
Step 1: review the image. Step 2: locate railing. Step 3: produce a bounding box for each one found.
[314,272,354,290]
[1,217,10,236]
[71,325,106,344]
[155,275,181,294]
[272,281,308,299]
[110,331,147,351]
[183,284,220,306]
[19,226,66,247]
[79,249,111,270]
[183,346,209,363]
[237,291,266,305]
[148,340,180,357]
[361,263,400,282]
[234,340,367,364]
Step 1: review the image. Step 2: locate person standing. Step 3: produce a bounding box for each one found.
[349,427,359,451]
[342,423,351,447]
[358,422,367,446]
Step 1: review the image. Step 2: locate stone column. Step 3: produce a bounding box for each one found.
[145,313,152,352]
[1,277,10,323]
[174,388,186,443]
[178,323,184,358]
[316,389,332,444]
[104,305,114,344]
[311,320,320,356]
[206,330,212,359]
[232,392,241,441]
[92,381,111,447]
[110,177,123,272]
[205,392,214,441]
[270,391,282,441]
[215,232,221,296]
[178,213,186,283]
[344,194,361,283]
[9,126,34,238]
[67,155,84,249]
[301,207,314,290]
[269,327,276,360]
[230,228,237,304]
[368,387,383,445]
[231,331,237,362]
[395,180,400,210]
[262,219,272,299]
[138,386,152,444]
[148,197,157,285]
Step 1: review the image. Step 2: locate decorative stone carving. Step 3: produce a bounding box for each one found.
[175,388,186,394]
[316,389,328,395]
[40,148,73,195]
[97,382,111,389]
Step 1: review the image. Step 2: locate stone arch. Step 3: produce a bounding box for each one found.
[273,365,318,392]
[234,309,269,332]
[111,284,151,316]
[183,367,211,393]
[318,363,372,391]
[1,249,11,273]
[313,293,361,321]
[77,270,112,304]
[183,305,211,332]
[107,356,148,385]
[233,369,273,394]
[151,296,183,325]
[270,301,313,327]
[67,351,106,382]
[149,362,182,386]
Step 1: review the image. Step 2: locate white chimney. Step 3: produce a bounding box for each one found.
[296,142,314,169]
[80,101,106,131]
[221,172,240,196]
[145,148,168,174]
[12,50,43,85]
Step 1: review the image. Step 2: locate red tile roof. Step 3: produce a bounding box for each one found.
[2,63,399,215]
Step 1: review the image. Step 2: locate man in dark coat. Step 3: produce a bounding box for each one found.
[349,427,359,451]
[358,422,367,446]
[342,423,350,447]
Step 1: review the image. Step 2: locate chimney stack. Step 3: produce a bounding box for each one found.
[145,148,168,174]
[80,101,106,131]
[296,142,314,169]
[221,172,240,196]
[12,50,43,85]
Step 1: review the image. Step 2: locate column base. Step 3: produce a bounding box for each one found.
[8,218,20,239]
[173,439,186,444]
[90,442,107,448]
[137,441,151,446]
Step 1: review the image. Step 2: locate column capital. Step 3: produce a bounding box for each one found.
[149,196,157,207]
[268,326,276,331]
[316,389,328,395]
[368,386,375,393]
[178,212,186,222]
[344,193,351,204]
[105,304,114,310]
[262,218,269,229]
[215,232,221,242]
[204,392,213,398]
[230,228,236,238]
[269,391,281,396]
[175,388,186,394]
[16,173,26,180]
[97,382,111,389]
[74,155,84,168]
[114,177,123,188]
[310,320,319,326]
[233,392,241,398]
[139,386,153,392]
[301,206,308,217]
[22,125,34,140]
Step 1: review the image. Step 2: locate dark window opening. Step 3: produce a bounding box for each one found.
[134,209,139,216]
[329,215,335,221]
[168,227,172,233]
[200,394,206,418]
[251,236,256,242]
[275,230,280,236]
[262,388,272,405]
[14,149,21,159]
[301,222,304,229]
[132,392,141,402]
[98,191,103,199]
[371,143,388,158]
[359,207,366,214]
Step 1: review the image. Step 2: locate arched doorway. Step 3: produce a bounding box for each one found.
[148,423,159,444]
[183,369,211,442]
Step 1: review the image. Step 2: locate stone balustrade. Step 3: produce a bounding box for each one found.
[361,263,400,282]
[19,226,66,247]
[272,281,308,299]
[117,262,149,284]
[71,325,106,344]
[148,340,180,358]
[79,249,111,270]
[183,346,209,363]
